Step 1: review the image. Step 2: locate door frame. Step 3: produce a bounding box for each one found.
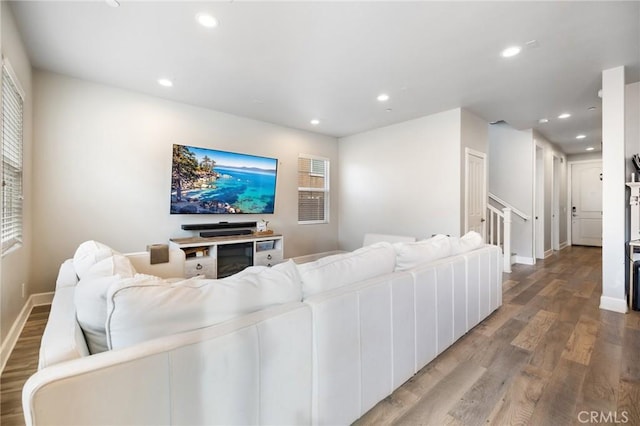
[552,154,561,251]
[567,159,603,246]
[464,148,487,238]
[533,143,545,261]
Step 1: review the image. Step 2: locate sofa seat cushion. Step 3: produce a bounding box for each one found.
[105,260,302,350]
[74,254,137,354]
[296,242,396,299]
[393,234,451,271]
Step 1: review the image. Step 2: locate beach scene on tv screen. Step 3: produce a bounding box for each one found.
[171,144,277,214]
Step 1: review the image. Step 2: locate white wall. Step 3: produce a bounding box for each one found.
[460,109,489,232]
[1,4,33,343]
[31,71,339,293]
[567,152,602,163]
[488,123,534,260]
[533,131,568,251]
[338,108,463,251]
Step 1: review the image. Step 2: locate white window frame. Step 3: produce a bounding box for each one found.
[1,58,25,255]
[298,154,330,225]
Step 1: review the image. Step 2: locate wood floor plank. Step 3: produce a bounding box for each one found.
[618,379,640,426]
[537,278,566,297]
[448,345,530,425]
[528,358,588,426]
[393,361,486,426]
[474,303,522,337]
[511,310,558,352]
[561,315,599,366]
[574,338,622,416]
[484,364,551,426]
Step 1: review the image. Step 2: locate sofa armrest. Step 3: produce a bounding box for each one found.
[38,287,90,370]
[126,250,185,278]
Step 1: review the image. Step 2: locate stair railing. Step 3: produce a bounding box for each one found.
[487,205,512,273]
[486,193,530,274]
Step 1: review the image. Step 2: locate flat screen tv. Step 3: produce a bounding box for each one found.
[171,144,277,214]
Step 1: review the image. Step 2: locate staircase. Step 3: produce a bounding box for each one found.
[487,193,530,273]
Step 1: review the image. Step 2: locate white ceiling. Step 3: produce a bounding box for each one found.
[9,1,640,154]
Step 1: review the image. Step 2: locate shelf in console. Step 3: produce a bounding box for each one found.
[170,233,282,248]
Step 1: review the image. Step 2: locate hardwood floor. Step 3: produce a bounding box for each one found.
[357,246,640,426]
[1,246,639,425]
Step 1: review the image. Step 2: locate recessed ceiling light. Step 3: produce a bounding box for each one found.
[196,13,219,28]
[586,147,595,151]
[377,94,389,102]
[157,78,173,87]
[105,0,120,7]
[558,113,571,119]
[310,119,320,125]
[538,118,549,124]
[576,134,586,139]
[501,46,521,58]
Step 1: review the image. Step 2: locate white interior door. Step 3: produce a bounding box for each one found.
[571,161,603,246]
[535,145,544,259]
[465,149,486,236]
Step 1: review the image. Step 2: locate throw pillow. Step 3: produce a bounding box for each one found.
[72,240,116,279]
[450,231,484,255]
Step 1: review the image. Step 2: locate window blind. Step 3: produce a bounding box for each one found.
[298,156,329,223]
[2,64,24,253]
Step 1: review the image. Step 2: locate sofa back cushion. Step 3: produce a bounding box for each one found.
[393,234,451,271]
[105,260,302,350]
[450,231,484,255]
[296,242,396,298]
[74,254,137,354]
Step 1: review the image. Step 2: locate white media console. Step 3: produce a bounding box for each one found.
[169,233,284,278]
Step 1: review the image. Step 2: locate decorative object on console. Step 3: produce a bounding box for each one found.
[147,244,169,264]
[171,144,278,215]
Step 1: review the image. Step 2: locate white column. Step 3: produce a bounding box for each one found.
[601,66,628,313]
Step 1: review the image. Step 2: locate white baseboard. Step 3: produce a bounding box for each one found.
[0,292,53,374]
[599,295,628,314]
[514,256,535,265]
[559,241,569,250]
[544,249,554,259]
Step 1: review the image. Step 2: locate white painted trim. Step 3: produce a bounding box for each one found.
[0,292,53,374]
[599,295,628,314]
[552,154,561,251]
[544,249,554,259]
[534,142,545,261]
[514,256,536,265]
[559,241,569,250]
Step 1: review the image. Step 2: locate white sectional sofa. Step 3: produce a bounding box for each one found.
[22,234,502,426]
